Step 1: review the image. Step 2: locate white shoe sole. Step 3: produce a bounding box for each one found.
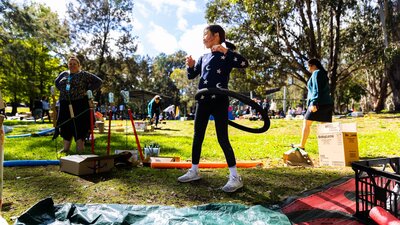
[222,183,243,193]
[178,176,201,183]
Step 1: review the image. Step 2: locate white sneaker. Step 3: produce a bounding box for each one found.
[177,169,201,182]
[222,175,243,192]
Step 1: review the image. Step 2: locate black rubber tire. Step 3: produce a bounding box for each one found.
[195,88,270,133]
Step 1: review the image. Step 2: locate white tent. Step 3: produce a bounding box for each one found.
[163,105,175,113]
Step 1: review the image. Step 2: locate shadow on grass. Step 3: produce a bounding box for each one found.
[155,128,181,131]
[377,114,400,119]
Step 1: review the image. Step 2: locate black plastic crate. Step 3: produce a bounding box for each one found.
[352,157,400,222]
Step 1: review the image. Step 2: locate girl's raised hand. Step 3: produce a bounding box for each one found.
[186,55,195,68]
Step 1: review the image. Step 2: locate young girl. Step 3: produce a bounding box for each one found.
[178,25,249,193]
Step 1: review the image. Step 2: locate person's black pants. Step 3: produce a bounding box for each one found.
[42,110,51,122]
[191,97,236,167]
[149,110,160,126]
[58,98,90,141]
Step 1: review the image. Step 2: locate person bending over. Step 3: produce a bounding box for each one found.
[147,95,162,127]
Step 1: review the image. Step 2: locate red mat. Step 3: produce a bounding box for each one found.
[281,177,364,225]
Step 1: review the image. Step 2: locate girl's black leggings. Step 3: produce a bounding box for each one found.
[191,98,236,167]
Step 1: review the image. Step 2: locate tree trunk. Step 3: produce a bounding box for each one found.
[388,54,400,111]
[11,101,18,116]
[327,0,343,112]
[373,72,389,112]
[374,94,386,112]
[330,77,337,112]
[379,0,400,111]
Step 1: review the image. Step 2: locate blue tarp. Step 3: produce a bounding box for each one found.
[15,198,291,225]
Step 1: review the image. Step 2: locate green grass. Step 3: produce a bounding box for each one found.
[1,113,400,223]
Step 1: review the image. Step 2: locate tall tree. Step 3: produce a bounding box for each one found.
[67,0,137,83]
[0,0,68,114]
[150,51,186,105]
[338,0,389,112]
[205,0,373,110]
[378,0,400,111]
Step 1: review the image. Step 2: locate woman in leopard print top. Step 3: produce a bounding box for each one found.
[55,56,102,154]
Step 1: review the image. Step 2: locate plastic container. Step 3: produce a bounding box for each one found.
[352,157,400,223]
[144,147,160,159]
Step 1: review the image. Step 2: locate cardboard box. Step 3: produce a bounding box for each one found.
[95,121,105,133]
[60,154,115,176]
[134,121,148,131]
[146,125,155,132]
[317,122,359,166]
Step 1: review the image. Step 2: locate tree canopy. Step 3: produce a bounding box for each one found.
[0,0,69,113]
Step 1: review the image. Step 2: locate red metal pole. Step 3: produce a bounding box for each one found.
[0,115,4,211]
[0,91,5,211]
[89,108,95,154]
[107,110,112,156]
[128,109,144,161]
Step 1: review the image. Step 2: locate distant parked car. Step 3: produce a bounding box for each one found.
[347,111,364,117]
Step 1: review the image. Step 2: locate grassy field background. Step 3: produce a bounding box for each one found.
[1,112,399,223]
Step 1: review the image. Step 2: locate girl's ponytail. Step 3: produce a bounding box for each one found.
[224,41,236,51]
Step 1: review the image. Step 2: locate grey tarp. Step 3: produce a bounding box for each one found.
[14,198,291,225]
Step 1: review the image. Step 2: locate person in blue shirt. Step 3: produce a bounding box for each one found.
[177,24,249,193]
[41,96,51,123]
[294,58,333,151]
[147,95,161,127]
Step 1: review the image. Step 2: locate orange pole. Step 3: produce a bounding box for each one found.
[128,109,144,161]
[151,161,263,169]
